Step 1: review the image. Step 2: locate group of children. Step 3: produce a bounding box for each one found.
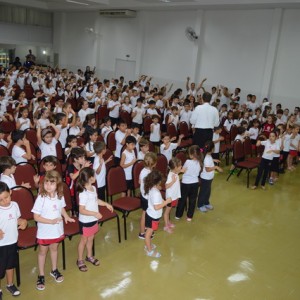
[0,65,300,298]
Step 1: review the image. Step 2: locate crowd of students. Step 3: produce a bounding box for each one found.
[0,64,299,298]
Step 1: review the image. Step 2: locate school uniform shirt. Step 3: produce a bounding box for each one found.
[130,96,139,108]
[39,138,58,159]
[0,139,7,147]
[131,134,140,152]
[17,117,31,131]
[224,119,234,132]
[166,171,181,200]
[273,139,282,158]
[115,130,126,158]
[150,123,161,142]
[261,140,279,160]
[201,154,215,180]
[12,145,27,164]
[132,107,145,125]
[213,133,220,153]
[85,141,95,157]
[160,143,178,162]
[93,155,106,188]
[282,134,291,152]
[180,110,192,126]
[0,201,21,246]
[78,108,95,123]
[137,151,145,161]
[139,168,151,199]
[247,102,259,111]
[78,187,99,223]
[31,81,40,91]
[182,159,201,184]
[121,104,132,114]
[146,108,158,116]
[101,126,113,144]
[235,134,245,142]
[169,115,179,128]
[290,134,300,150]
[0,174,16,189]
[147,187,163,219]
[38,118,50,129]
[108,100,120,118]
[69,126,81,136]
[31,194,66,239]
[249,127,259,140]
[122,149,136,180]
[156,99,164,113]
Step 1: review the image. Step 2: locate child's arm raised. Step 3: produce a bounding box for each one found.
[49,123,60,140]
[36,124,42,146]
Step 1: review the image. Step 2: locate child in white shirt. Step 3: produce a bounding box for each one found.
[37,124,60,160]
[160,134,184,162]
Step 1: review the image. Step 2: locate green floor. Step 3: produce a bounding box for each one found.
[4,166,300,300]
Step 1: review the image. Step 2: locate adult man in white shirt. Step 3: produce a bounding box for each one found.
[190,92,219,148]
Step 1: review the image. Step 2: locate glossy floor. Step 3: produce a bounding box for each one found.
[4,167,300,300]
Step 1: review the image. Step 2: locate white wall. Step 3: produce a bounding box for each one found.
[54,8,300,110]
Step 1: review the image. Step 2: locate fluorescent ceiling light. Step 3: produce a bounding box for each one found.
[160,0,171,2]
[66,0,89,5]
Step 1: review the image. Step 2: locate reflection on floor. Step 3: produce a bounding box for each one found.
[5,166,300,300]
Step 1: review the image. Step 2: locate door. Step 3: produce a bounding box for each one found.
[115,59,136,83]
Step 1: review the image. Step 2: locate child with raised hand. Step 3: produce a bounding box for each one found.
[93,141,113,200]
[31,171,75,291]
[64,135,79,158]
[164,157,182,233]
[0,182,27,298]
[251,132,280,190]
[176,145,202,221]
[144,170,172,257]
[197,141,223,212]
[85,129,98,163]
[138,152,157,239]
[16,107,33,131]
[150,114,161,150]
[160,134,184,162]
[120,136,137,197]
[11,130,35,164]
[76,167,113,272]
[37,123,60,159]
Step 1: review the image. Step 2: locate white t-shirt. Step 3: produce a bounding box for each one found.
[79,187,98,223]
[78,108,95,123]
[115,130,126,158]
[282,134,291,152]
[169,114,179,128]
[31,194,66,239]
[132,107,144,124]
[12,145,27,164]
[85,141,95,157]
[139,167,151,199]
[166,171,181,201]
[138,151,145,161]
[160,143,177,162]
[122,149,136,180]
[290,134,300,151]
[180,110,192,126]
[69,126,81,136]
[122,103,132,114]
[0,201,20,246]
[261,140,279,160]
[130,96,139,108]
[101,126,113,144]
[18,117,31,131]
[273,139,282,158]
[0,139,7,147]
[150,123,161,142]
[249,127,259,140]
[38,118,50,129]
[108,100,120,118]
[201,154,215,180]
[93,155,106,188]
[213,133,220,153]
[146,187,163,219]
[0,174,16,189]
[56,124,69,148]
[182,159,201,184]
[39,138,58,159]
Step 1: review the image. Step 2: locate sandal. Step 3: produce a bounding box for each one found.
[146,250,161,258]
[77,260,88,272]
[50,269,64,283]
[144,244,157,251]
[36,275,45,291]
[85,256,100,266]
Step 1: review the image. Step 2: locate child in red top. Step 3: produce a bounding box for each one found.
[262,115,275,138]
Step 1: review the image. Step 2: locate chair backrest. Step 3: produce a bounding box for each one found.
[143,117,152,134]
[106,166,127,196]
[148,141,155,153]
[179,121,189,138]
[0,120,16,133]
[98,105,109,121]
[175,151,187,166]
[14,163,37,189]
[56,140,64,161]
[0,144,10,156]
[76,136,86,147]
[120,111,132,126]
[167,123,178,139]
[62,182,73,211]
[38,155,62,174]
[230,125,238,142]
[107,131,116,152]
[103,148,115,170]
[233,140,245,160]
[243,137,252,157]
[11,186,35,220]
[156,153,168,176]
[25,129,38,148]
[256,144,265,156]
[165,113,171,125]
[132,160,144,190]
[24,84,34,99]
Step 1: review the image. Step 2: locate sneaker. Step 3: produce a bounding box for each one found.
[163,226,173,233]
[199,206,207,213]
[0,290,2,300]
[6,284,20,296]
[50,269,64,283]
[168,222,175,228]
[175,216,180,220]
[186,218,192,222]
[269,178,274,185]
[205,204,214,210]
[138,233,145,239]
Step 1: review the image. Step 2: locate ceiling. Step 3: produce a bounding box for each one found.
[1,0,300,11]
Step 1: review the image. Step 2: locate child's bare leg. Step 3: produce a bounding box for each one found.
[140,211,146,234]
[86,236,94,258]
[163,206,171,226]
[145,228,153,252]
[6,269,14,285]
[78,235,88,261]
[38,245,49,275]
[49,243,59,271]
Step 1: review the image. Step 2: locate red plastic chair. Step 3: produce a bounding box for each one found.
[56,140,64,162]
[167,123,178,140]
[120,111,132,127]
[107,131,116,152]
[244,137,261,164]
[11,186,37,286]
[132,160,144,197]
[230,125,238,143]
[103,148,115,170]
[175,151,187,166]
[0,144,10,156]
[178,121,191,138]
[0,120,16,133]
[143,117,152,135]
[14,163,38,192]
[25,129,38,148]
[97,105,109,121]
[24,85,34,100]
[156,153,168,177]
[106,166,141,240]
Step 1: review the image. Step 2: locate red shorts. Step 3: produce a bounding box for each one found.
[167,199,178,207]
[145,214,160,231]
[37,235,65,246]
[289,150,298,157]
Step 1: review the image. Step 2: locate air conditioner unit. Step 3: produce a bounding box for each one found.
[99,10,136,18]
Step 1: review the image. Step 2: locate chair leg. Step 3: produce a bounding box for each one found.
[62,240,66,270]
[123,212,127,240]
[92,240,95,257]
[116,214,121,243]
[227,168,236,181]
[237,169,243,177]
[16,250,21,286]
[247,170,250,188]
